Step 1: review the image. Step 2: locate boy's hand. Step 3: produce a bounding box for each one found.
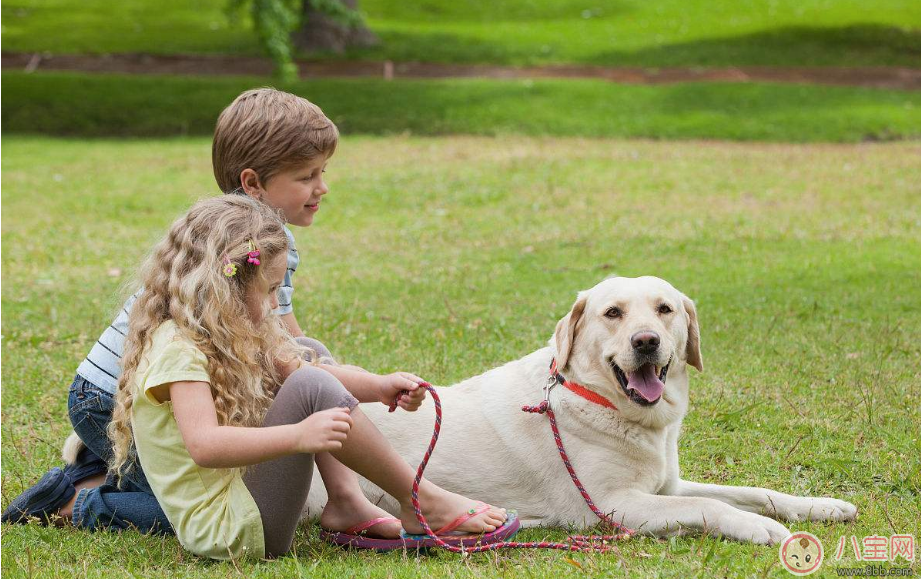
[292,407,353,453]
[377,372,426,411]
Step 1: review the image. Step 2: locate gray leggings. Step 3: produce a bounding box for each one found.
[243,339,358,557]
[295,337,336,365]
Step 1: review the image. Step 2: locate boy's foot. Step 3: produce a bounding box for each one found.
[1,467,75,524]
[320,493,402,539]
[400,482,508,535]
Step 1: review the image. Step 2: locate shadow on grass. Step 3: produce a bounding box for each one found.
[2,71,919,142]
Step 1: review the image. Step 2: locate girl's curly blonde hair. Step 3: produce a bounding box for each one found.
[108,194,303,480]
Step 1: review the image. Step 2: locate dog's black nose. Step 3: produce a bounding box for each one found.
[631,331,660,354]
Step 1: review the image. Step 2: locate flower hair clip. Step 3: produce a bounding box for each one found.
[246,240,261,266]
[222,240,259,277]
[222,255,238,277]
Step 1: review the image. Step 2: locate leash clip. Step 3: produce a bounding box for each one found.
[543,373,557,403]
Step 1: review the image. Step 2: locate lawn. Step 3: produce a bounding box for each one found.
[2,0,920,67]
[2,135,920,578]
[4,71,921,143]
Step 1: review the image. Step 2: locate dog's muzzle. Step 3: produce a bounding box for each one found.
[610,357,670,406]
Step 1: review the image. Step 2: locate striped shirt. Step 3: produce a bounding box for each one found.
[277,226,297,316]
[76,226,299,394]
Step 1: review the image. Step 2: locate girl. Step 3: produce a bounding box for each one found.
[107,195,511,559]
[3,88,410,539]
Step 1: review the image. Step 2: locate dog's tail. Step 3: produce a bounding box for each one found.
[62,431,86,464]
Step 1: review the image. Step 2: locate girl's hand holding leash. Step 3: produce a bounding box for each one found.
[377,372,426,411]
[293,407,353,453]
[312,364,426,410]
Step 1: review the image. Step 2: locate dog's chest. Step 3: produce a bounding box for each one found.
[621,424,669,492]
[558,405,671,494]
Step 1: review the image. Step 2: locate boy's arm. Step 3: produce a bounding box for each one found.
[280,312,306,338]
[280,311,366,371]
[164,380,351,468]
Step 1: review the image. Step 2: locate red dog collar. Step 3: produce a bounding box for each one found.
[550,359,618,411]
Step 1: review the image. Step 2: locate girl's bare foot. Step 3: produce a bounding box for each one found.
[400,480,507,535]
[58,472,107,520]
[50,472,107,525]
[320,492,402,539]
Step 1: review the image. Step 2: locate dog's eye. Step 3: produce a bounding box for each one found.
[657,304,673,314]
[604,307,623,319]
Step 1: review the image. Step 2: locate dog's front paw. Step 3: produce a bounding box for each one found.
[770,496,858,523]
[716,510,791,545]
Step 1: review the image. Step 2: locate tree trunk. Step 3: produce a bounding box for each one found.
[293,0,378,53]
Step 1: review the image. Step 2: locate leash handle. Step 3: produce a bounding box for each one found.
[392,383,633,555]
[388,391,409,413]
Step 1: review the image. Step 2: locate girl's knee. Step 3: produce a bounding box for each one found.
[280,366,357,412]
[294,337,334,363]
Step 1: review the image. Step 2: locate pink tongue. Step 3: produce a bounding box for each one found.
[626,364,665,402]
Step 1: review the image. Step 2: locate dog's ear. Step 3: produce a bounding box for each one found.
[554,292,588,370]
[682,296,703,372]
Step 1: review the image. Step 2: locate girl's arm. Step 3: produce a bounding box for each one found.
[314,364,381,402]
[166,380,352,469]
[317,364,426,411]
[271,354,428,411]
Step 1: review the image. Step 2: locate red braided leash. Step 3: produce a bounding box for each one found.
[389,381,633,554]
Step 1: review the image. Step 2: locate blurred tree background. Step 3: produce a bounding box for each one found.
[229,0,375,78]
[2,0,918,140]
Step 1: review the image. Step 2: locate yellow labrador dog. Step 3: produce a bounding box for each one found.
[305,276,856,543]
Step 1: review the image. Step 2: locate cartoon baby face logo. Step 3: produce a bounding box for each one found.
[780,532,824,575]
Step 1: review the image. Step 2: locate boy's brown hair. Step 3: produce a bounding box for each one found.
[212,88,339,192]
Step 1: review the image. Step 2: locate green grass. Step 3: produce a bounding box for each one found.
[2,135,920,578]
[4,71,921,143]
[2,0,920,67]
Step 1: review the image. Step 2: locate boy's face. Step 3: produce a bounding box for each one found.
[255,156,329,227]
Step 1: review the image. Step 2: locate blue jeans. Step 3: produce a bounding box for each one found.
[68,375,172,534]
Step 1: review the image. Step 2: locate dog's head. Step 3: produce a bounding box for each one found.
[551,276,702,426]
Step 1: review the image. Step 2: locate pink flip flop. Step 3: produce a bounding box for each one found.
[320,516,401,546]
[342,516,401,537]
[321,504,520,551]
